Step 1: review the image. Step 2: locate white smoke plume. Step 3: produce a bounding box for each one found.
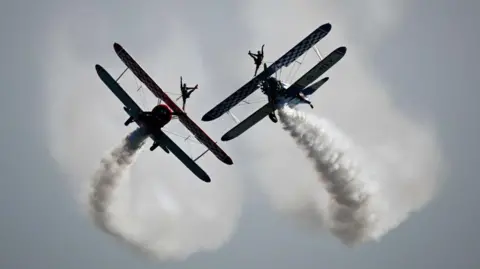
[89,127,147,238]
[277,106,434,245]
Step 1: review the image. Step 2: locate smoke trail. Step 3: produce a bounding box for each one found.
[86,126,241,260]
[277,106,388,245]
[89,127,147,238]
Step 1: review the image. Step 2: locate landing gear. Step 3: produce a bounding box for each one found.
[268,112,278,123]
[123,107,134,126]
[124,117,134,126]
[150,141,159,151]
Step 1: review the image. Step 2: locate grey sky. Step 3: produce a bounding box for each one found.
[1,0,479,268]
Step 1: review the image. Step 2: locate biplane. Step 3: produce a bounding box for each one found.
[95,43,233,183]
[201,23,347,141]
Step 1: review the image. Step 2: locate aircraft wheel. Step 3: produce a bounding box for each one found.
[269,113,278,123]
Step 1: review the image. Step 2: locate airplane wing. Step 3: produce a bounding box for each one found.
[151,130,211,183]
[95,64,143,117]
[221,104,273,141]
[202,23,332,122]
[285,46,347,97]
[113,43,233,165]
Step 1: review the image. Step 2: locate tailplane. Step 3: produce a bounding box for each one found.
[302,77,329,96]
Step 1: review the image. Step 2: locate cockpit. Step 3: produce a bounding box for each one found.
[260,77,290,96]
[280,81,290,88]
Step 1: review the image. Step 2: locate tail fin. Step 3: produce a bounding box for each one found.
[302,77,329,96]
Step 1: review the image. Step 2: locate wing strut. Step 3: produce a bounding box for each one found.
[313,45,323,60]
[116,67,129,82]
[193,141,219,162]
[227,111,240,123]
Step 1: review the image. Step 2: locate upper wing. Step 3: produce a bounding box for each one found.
[285,46,346,97]
[176,115,233,164]
[221,104,273,141]
[113,43,233,165]
[95,64,143,117]
[114,43,178,109]
[151,130,211,183]
[201,23,332,122]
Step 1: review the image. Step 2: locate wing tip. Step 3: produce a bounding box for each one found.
[202,114,214,121]
[321,22,332,32]
[220,133,234,143]
[202,176,211,183]
[337,46,347,54]
[224,157,233,165]
[95,64,109,78]
[95,64,103,73]
[113,42,123,53]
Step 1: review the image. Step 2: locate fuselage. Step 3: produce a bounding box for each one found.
[137,104,173,131]
[264,79,313,108]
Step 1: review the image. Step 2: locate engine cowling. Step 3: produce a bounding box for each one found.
[151,104,173,127]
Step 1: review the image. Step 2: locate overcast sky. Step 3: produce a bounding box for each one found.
[1,0,480,268]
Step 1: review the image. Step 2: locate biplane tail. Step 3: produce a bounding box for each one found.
[302,77,329,96]
[288,77,330,107]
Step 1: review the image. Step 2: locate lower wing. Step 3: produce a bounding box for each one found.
[221,104,273,141]
[95,64,143,117]
[151,130,211,183]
